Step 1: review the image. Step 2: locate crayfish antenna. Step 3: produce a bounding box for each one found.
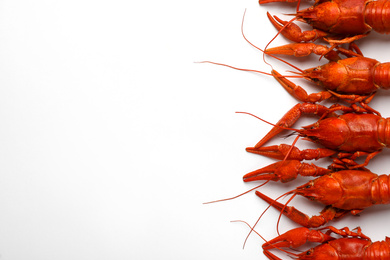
[203,182,269,204]
[296,0,302,12]
[196,61,275,77]
[276,193,297,235]
[231,220,268,243]
[197,61,302,79]
[243,189,296,249]
[281,135,300,164]
[232,220,300,258]
[235,111,300,132]
[263,15,299,61]
[241,9,273,71]
[241,10,304,73]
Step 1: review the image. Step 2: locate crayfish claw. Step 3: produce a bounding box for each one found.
[247,144,306,160]
[246,145,303,160]
[263,227,335,250]
[263,228,337,260]
[243,160,329,183]
[267,12,328,42]
[243,160,302,183]
[266,43,329,57]
[262,250,282,260]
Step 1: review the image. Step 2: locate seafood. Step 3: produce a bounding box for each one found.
[265,43,390,105]
[246,102,390,169]
[261,0,390,45]
[255,169,390,227]
[243,159,330,183]
[262,226,390,259]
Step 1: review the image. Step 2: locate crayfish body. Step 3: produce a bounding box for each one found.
[256,169,390,227]
[263,226,390,259]
[262,0,390,44]
[264,42,390,104]
[303,57,390,95]
[247,103,390,169]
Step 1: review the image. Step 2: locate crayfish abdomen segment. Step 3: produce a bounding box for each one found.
[365,0,390,34]
[373,62,390,90]
[371,175,390,205]
[377,117,390,147]
[365,240,390,259]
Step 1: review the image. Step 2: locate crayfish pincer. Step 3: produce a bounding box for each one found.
[256,169,390,227]
[262,226,390,259]
[261,0,390,44]
[243,160,331,183]
[246,102,390,169]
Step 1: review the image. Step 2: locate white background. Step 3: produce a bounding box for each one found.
[1,0,390,259]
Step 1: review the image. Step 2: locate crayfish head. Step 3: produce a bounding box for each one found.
[297,2,340,31]
[298,244,338,260]
[303,66,326,84]
[303,62,347,91]
[296,175,342,206]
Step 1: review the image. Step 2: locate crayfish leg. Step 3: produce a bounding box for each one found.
[325,226,370,240]
[326,34,368,47]
[331,150,382,170]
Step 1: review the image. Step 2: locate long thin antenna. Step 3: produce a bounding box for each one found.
[231,220,300,257]
[203,182,269,204]
[241,10,303,73]
[236,111,300,132]
[243,189,295,248]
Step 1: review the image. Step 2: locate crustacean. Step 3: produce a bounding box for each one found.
[262,226,390,259]
[260,0,390,45]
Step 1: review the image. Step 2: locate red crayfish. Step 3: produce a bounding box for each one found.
[260,0,390,45]
[202,31,390,105]
[262,226,390,259]
[253,167,390,227]
[246,102,390,169]
[264,42,390,105]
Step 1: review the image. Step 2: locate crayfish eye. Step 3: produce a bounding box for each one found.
[305,184,312,189]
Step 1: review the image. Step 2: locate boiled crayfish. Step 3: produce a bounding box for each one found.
[246,102,390,169]
[262,226,390,259]
[261,0,390,45]
[255,168,390,227]
[265,43,390,105]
